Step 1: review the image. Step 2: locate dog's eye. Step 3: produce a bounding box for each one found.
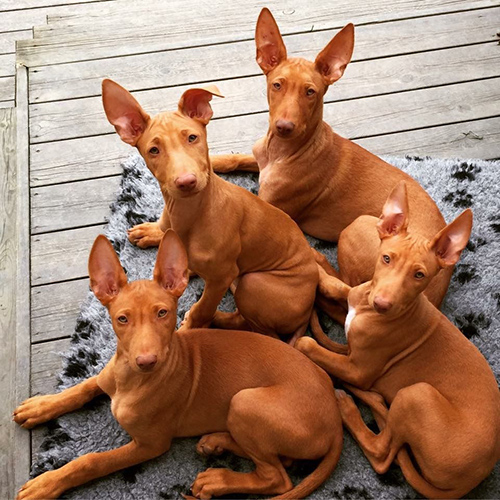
[383,255,390,264]
[273,82,281,90]
[149,146,160,155]
[414,271,425,280]
[117,315,128,324]
[306,88,316,96]
[158,309,168,318]
[188,134,197,143]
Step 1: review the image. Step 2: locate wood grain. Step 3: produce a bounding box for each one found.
[29,40,500,145]
[20,5,500,66]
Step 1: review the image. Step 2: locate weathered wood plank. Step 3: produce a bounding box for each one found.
[0,30,32,55]
[0,101,14,108]
[30,41,500,145]
[14,63,31,492]
[0,106,18,500]
[31,176,121,234]
[0,52,15,77]
[31,225,106,286]
[357,116,500,160]
[0,0,123,32]
[30,77,500,190]
[22,5,500,66]
[28,7,500,103]
[0,76,15,102]
[31,338,71,396]
[0,0,114,11]
[32,279,89,343]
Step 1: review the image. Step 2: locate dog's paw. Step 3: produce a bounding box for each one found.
[128,222,163,248]
[295,336,318,356]
[196,435,225,457]
[17,470,63,499]
[13,395,61,429]
[335,389,359,422]
[191,468,230,499]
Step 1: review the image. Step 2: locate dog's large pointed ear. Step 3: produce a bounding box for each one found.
[154,230,189,298]
[102,79,150,146]
[178,86,224,125]
[314,23,354,86]
[430,209,473,268]
[89,235,128,306]
[255,8,287,74]
[377,181,409,239]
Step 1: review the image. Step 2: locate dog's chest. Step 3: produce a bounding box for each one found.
[344,301,357,339]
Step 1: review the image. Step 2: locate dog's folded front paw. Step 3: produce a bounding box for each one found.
[191,468,231,499]
[196,435,224,457]
[17,471,62,500]
[13,395,61,429]
[128,222,164,248]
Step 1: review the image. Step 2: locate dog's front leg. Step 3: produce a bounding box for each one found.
[317,266,351,302]
[13,376,103,429]
[128,207,171,248]
[296,337,373,389]
[17,439,169,500]
[210,154,259,173]
[181,276,236,330]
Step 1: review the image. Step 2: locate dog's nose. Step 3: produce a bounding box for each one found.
[276,120,295,136]
[175,174,197,191]
[373,296,392,313]
[136,354,158,371]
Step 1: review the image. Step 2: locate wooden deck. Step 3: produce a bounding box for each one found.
[1,0,499,497]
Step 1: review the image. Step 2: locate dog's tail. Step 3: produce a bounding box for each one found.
[272,431,343,499]
[309,308,348,354]
[397,447,467,499]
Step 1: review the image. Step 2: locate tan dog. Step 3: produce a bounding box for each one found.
[211,8,451,306]
[13,231,343,500]
[102,79,318,342]
[295,182,500,498]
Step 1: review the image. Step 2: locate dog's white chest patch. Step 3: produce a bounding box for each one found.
[345,303,356,339]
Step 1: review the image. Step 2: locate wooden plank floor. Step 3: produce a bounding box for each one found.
[2,0,499,497]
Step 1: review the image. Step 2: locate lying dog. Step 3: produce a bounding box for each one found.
[14,230,343,500]
[296,182,500,498]
[101,79,319,343]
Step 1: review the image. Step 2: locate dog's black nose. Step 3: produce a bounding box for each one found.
[136,354,158,371]
[276,120,295,136]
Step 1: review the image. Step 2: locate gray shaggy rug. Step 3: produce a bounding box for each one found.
[32,154,499,499]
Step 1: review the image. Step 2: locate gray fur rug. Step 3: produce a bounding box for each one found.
[32,154,500,499]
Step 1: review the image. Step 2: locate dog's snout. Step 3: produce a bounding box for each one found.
[136,354,158,371]
[373,296,392,314]
[175,174,198,191]
[276,120,295,136]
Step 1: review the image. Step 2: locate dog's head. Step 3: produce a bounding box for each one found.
[102,79,223,199]
[369,181,472,316]
[255,8,354,141]
[88,230,189,373]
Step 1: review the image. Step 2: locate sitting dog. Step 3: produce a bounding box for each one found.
[211,8,452,307]
[101,79,318,343]
[14,230,343,500]
[296,182,500,498]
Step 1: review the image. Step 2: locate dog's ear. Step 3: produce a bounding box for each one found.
[255,8,287,74]
[430,209,473,267]
[102,79,150,146]
[89,235,128,306]
[315,23,354,86]
[178,86,224,125]
[377,181,409,239]
[154,230,189,298]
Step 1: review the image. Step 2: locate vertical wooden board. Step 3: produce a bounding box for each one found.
[0,106,18,500]
[14,63,30,493]
[32,279,90,343]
